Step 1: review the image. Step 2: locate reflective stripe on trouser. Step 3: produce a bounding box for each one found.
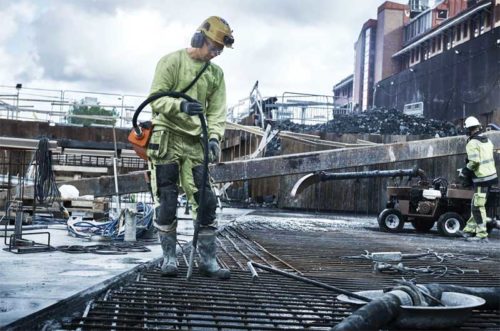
[464,186,489,238]
[147,128,217,232]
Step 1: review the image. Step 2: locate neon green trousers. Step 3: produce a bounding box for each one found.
[463,186,490,238]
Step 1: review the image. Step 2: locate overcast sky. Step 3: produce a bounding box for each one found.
[0,0,409,106]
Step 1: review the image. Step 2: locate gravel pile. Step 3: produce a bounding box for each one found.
[272,108,462,136]
[260,108,463,157]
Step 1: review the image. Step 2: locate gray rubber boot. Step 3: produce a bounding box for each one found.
[198,227,230,280]
[159,230,178,277]
[457,230,475,238]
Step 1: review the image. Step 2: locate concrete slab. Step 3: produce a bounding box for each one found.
[0,207,253,327]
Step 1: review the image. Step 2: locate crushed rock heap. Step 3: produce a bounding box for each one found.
[272,108,462,137]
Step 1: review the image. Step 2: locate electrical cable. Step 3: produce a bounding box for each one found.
[29,137,60,205]
[65,202,154,240]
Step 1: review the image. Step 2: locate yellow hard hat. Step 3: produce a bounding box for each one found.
[199,16,234,48]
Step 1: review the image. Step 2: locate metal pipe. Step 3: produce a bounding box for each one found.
[320,166,426,181]
[250,262,371,303]
[247,261,259,280]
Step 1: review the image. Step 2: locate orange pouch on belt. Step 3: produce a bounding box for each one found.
[128,121,153,161]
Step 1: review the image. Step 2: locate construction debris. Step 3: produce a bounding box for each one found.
[272,108,462,136]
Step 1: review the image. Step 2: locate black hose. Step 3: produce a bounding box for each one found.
[187,113,209,280]
[132,91,197,136]
[333,284,500,331]
[332,291,405,331]
[32,137,60,204]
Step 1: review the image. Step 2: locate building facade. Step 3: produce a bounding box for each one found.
[352,19,377,112]
[332,74,353,113]
[337,0,500,123]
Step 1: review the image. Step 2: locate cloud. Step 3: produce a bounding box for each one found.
[0,0,407,106]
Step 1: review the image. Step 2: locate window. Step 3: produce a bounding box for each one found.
[444,33,449,50]
[463,21,468,38]
[483,12,490,32]
[456,25,461,41]
[403,102,424,117]
[431,38,436,52]
[437,10,448,19]
[473,16,480,37]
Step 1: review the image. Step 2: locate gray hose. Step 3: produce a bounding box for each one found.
[424,284,500,310]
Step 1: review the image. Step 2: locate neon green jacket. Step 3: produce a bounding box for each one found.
[466,133,497,185]
[149,49,226,142]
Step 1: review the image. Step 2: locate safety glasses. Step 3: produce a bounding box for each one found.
[206,39,224,56]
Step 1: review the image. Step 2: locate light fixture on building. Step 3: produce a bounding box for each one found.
[454,49,461,55]
[409,68,415,73]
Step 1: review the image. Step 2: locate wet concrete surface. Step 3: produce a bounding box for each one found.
[1,207,498,328]
[0,207,252,328]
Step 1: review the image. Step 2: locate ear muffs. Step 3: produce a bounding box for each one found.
[191,31,205,48]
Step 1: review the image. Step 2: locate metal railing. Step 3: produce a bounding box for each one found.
[0,85,149,128]
[227,86,353,127]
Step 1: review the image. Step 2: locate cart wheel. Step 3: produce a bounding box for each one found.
[411,219,434,232]
[437,212,465,237]
[486,219,499,234]
[378,208,405,232]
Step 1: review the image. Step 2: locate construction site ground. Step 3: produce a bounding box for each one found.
[1,207,499,330]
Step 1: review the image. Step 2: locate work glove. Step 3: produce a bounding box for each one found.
[208,138,220,163]
[180,100,203,116]
[460,166,473,178]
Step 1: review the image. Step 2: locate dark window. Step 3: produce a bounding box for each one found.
[437,10,448,19]
[431,38,436,52]
[473,16,480,36]
[456,25,461,41]
[463,21,468,38]
[484,12,490,29]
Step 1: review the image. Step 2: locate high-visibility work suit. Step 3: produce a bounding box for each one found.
[147,49,226,233]
[462,133,498,238]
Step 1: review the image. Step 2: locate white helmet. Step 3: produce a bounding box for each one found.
[464,116,481,129]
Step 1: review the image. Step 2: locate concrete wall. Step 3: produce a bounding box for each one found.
[276,139,500,214]
[0,118,130,143]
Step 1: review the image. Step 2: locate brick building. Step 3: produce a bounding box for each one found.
[333,0,500,123]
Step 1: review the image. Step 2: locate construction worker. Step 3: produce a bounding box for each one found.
[146,16,234,279]
[458,116,498,242]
